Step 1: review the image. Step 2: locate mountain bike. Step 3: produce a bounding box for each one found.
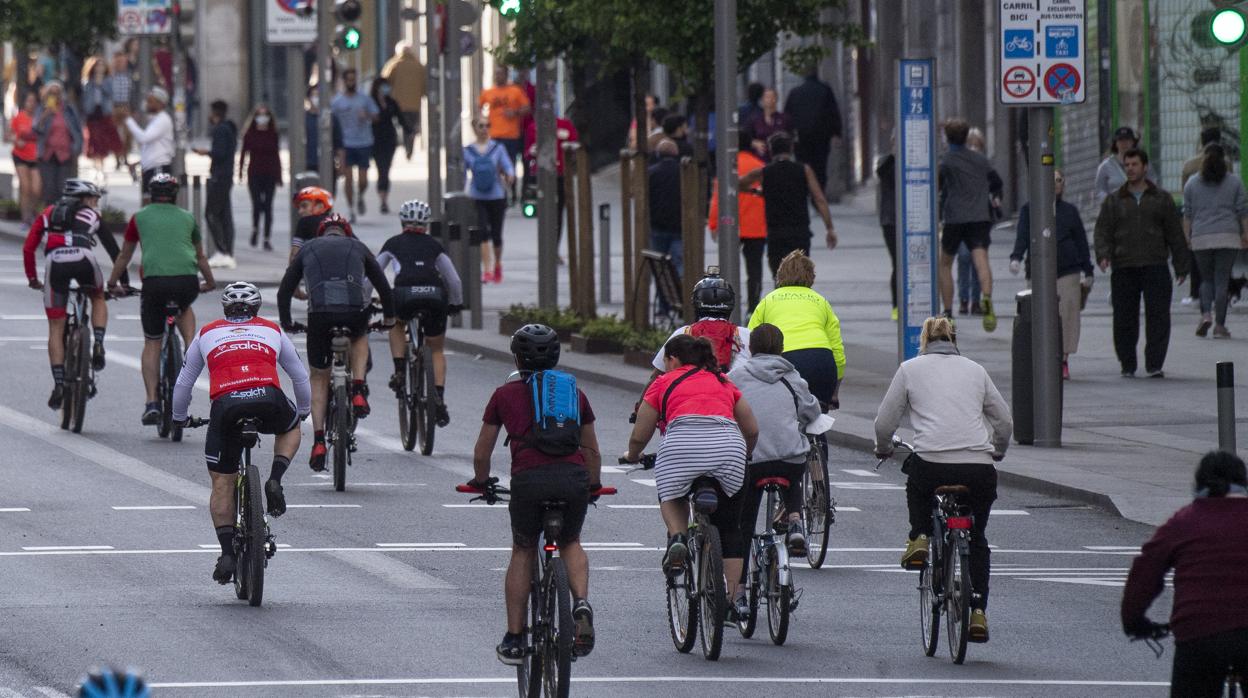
[800,434,835,569]
[623,454,727,661]
[156,301,186,442]
[457,480,615,698]
[188,416,275,607]
[59,282,97,433]
[1132,622,1243,697]
[395,305,440,455]
[737,475,801,645]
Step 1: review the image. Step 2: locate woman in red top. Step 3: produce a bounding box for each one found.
[9,91,42,224]
[624,335,759,596]
[238,103,283,250]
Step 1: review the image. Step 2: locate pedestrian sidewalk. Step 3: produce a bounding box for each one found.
[4,146,1244,526]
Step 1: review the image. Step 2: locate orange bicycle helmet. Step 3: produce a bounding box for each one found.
[316,212,354,237]
[295,186,333,210]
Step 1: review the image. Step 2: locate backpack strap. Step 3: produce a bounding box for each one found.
[778,376,802,417]
[660,367,701,424]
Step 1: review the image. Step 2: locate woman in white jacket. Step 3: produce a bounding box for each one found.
[873,316,1012,644]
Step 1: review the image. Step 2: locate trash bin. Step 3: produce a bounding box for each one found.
[1012,290,1035,445]
[443,191,476,241]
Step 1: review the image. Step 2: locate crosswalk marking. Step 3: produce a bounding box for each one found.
[630,478,657,487]
[607,504,660,509]
[829,481,904,490]
[21,545,113,551]
[112,505,196,510]
[285,504,362,509]
[841,469,881,478]
[993,509,1030,515]
[0,507,31,512]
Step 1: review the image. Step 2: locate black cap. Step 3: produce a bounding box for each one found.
[1113,126,1137,142]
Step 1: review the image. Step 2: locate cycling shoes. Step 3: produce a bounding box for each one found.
[496,632,525,666]
[352,392,370,418]
[572,599,595,657]
[47,384,64,410]
[435,401,450,428]
[92,342,106,371]
[309,441,328,472]
[265,479,286,517]
[388,372,404,396]
[212,554,237,584]
[141,402,161,425]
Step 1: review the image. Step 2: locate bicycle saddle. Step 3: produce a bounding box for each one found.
[235,417,260,449]
[690,476,720,515]
[754,476,791,490]
[935,485,970,495]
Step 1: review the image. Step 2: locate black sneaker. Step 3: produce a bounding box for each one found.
[48,384,64,410]
[388,372,404,396]
[265,479,286,517]
[212,554,237,584]
[572,599,595,657]
[496,632,525,666]
[663,533,689,577]
[786,521,808,558]
[92,342,106,371]
[435,401,450,428]
[141,402,161,425]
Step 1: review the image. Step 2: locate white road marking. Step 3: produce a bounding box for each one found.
[993,509,1030,515]
[0,314,49,320]
[599,465,629,474]
[841,469,880,477]
[146,676,1169,689]
[33,687,74,698]
[285,504,362,509]
[442,504,506,509]
[0,507,31,512]
[376,543,465,548]
[311,474,332,479]
[287,481,424,487]
[630,478,657,487]
[836,506,862,512]
[112,505,196,510]
[1085,545,1140,551]
[581,542,643,547]
[353,425,480,480]
[0,688,29,698]
[326,550,453,589]
[607,504,659,509]
[829,481,904,490]
[109,350,210,392]
[1026,577,1129,587]
[21,545,114,551]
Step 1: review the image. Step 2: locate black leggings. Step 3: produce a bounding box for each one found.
[741,238,765,311]
[476,198,507,249]
[1172,627,1248,697]
[883,223,898,308]
[738,460,806,561]
[248,175,277,238]
[375,144,396,193]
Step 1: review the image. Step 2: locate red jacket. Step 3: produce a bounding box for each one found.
[708,150,767,240]
[523,117,579,177]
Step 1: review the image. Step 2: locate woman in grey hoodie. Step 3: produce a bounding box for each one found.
[727,324,825,620]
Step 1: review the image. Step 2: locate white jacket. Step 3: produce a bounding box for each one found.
[126,111,174,171]
[873,341,1012,464]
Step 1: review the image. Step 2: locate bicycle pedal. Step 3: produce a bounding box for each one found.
[349,436,358,453]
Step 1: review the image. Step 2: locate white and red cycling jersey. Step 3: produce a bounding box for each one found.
[172,316,312,421]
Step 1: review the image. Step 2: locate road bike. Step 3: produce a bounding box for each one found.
[156,301,186,442]
[737,475,801,645]
[59,281,98,433]
[456,480,615,698]
[623,454,727,661]
[290,323,358,492]
[189,417,275,607]
[1133,622,1243,697]
[800,434,836,569]
[395,303,441,455]
[878,439,976,664]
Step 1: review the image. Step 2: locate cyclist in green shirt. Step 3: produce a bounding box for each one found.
[107,173,215,424]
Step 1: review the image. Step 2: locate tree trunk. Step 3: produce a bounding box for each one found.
[632,54,650,156]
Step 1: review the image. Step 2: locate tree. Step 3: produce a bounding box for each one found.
[0,0,116,55]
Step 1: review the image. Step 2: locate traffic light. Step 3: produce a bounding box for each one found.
[1210,5,1247,45]
[335,0,363,51]
[521,178,537,218]
[490,0,522,18]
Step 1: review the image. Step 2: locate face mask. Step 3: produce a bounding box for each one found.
[380,85,392,96]
[256,115,271,127]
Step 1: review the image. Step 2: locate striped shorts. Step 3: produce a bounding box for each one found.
[655,416,747,503]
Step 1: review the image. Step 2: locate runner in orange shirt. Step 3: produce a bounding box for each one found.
[478,65,531,203]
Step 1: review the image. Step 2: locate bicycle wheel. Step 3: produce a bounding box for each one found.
[766,548,791,646]
[418,344,437,456]
[398,356,416,452]
[233,477,249,601]
[521,558,542,697]
[666,547,697,653]
[60,324,78,431]
[541,559,573,698]
[736,544,759,639]
[244,463,266,607]
[802,448,832,569]
[697,525,725,661]
[918,555,940,657]
[332,383,350,492]
[945,537,971,664]
[70,325,90,433]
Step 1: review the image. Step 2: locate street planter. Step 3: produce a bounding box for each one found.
[570,333,623,355]
[498,314,525,337]
[623,348,655,369]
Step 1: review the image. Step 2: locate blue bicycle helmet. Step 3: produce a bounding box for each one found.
[77,667,150,698]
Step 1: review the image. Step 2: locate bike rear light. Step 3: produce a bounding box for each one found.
[543,543,558,552]
[947,516,973,530]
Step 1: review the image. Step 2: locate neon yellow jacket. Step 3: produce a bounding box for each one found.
[748,285,845,379]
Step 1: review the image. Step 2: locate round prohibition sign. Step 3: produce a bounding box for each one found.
[1002,65,1036,99]
[1044,63,1080,99]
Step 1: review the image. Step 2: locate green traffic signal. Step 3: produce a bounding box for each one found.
[344,27,361,49]
[1211,7,1247,45]
[522,201,536,218]
[499,0,521,17]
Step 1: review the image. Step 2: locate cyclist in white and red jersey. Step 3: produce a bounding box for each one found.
[172,282,311,585]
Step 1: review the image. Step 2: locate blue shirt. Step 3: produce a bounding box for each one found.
[331,91,379,149]
[464,140,514,201]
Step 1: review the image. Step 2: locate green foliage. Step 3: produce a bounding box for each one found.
[0,0,117,53]
[622,327,670,353]
[504,304,588,332]
[100,206,129,226]
[577,315,635,343]
[0,198,19,219]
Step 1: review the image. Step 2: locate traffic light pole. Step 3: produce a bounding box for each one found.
[1028,106,1062,447]
[713,0,741,321]
[535,59,558,309]
[287,44,307,235]
[444,0,464,191]
[426,0,443,223]
[170,0,187,180]
[317,0,335,190]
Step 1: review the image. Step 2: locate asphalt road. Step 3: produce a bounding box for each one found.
[0,239,1175,697]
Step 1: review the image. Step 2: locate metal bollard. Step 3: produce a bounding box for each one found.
[448,223,465,329]
[599,203,611,305]
[192,176,207,255]
[1218,362,1237,453]
[467,226,484,330]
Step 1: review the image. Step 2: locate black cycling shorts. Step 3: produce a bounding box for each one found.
[205,385,299,474]
[940,221,993,257]
[508,465,590,549]
[140,275,200,339]
[394,285,449,338]
[306,309,371,370]
[43,249,104,319]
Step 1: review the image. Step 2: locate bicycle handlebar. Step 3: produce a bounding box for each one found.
[618,454,656,470]
[874,437,915,470]
[1129,621,1171,658]
[180,417,209,429]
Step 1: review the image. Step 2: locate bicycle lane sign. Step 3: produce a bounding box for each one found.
[1003,66,1036,99]
[998,0,1086,105]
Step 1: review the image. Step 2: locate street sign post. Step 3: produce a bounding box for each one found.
[895,58,939,362]
[267,0,317,44]
[117,0,172,35]
[998,0,1086,105]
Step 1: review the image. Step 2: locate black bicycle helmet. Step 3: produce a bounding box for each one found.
[511,323,561,371]
[148,173,179,202]
[692,267,735,319]
[77,666,150,697]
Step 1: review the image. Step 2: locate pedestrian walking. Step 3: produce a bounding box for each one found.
[194,100,237,269]
[331,68,379,222]
[369,77,402,215]
[379,41,426,161]
[9,91,42,224]
[648,113,693,160]
[709,132,768,312]
[1009,170,1096,379]
[876,149,898,320]
[745,89,790,159]
[627,93,659,151]
[648,138,685,295]
[936,118,1003,332]
[108,52,135,174]
[1180,127,1225,306]
[784,71,842,190]
[1183,144,1248,339]
[1095,126,1154,206]
[1094,148,1189,378]
[305,85,344,194]
[465,117,514,284]
[32,81,82,205]
[238,103,281,251]
[81,56,123,178]
[738,132,837,279]
[737,83,764,133]
[478,65,531,202]
[125,87,174,202]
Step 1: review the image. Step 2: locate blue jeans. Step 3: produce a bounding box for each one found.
[957,242,981,305]
[650,229,683,314]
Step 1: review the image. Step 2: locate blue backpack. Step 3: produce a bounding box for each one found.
[523,369,582,457]
[470,143,501,195]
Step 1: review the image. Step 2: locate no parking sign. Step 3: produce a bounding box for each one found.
[998,0,1086,105]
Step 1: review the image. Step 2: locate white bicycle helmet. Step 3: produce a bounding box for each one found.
[399,199,432,227]
[221,281,262,319]
[63,178,104,199]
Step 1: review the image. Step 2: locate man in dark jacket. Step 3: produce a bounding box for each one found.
[194,100,236,267]
[648,139,683,315]
[1094,148,1189,378]
[784,72,843,191]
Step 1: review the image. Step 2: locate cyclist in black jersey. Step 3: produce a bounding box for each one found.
[377,199,464,426]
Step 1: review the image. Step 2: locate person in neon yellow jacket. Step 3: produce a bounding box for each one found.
[747,250,845,409]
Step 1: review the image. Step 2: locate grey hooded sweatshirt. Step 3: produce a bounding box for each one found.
[728,354,824,464]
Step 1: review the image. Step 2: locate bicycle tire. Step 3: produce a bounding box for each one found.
[521,556,542,697]
[802,447,832,569]
[245,463,266,607]
[946,538,971,664]
[168,338,184,442]
[332,383,350,492]
[919,555,940,657]
[766,548,791,645]
[666,551,697,653]
[418,343,436,456]
[737,545,758,639]
[398,355,416,452]
[70,325,90,433]
[59,323,78,431]
[233,474,248,601]
[542,559,573,698]
[698,525,725,661]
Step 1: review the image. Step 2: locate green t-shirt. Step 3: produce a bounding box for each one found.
[748,285,846,379]
[126,203,201,277]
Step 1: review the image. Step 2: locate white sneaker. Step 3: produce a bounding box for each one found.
[207,253,225,268]
[220,255,237,270]
[1181,296,1194,305]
